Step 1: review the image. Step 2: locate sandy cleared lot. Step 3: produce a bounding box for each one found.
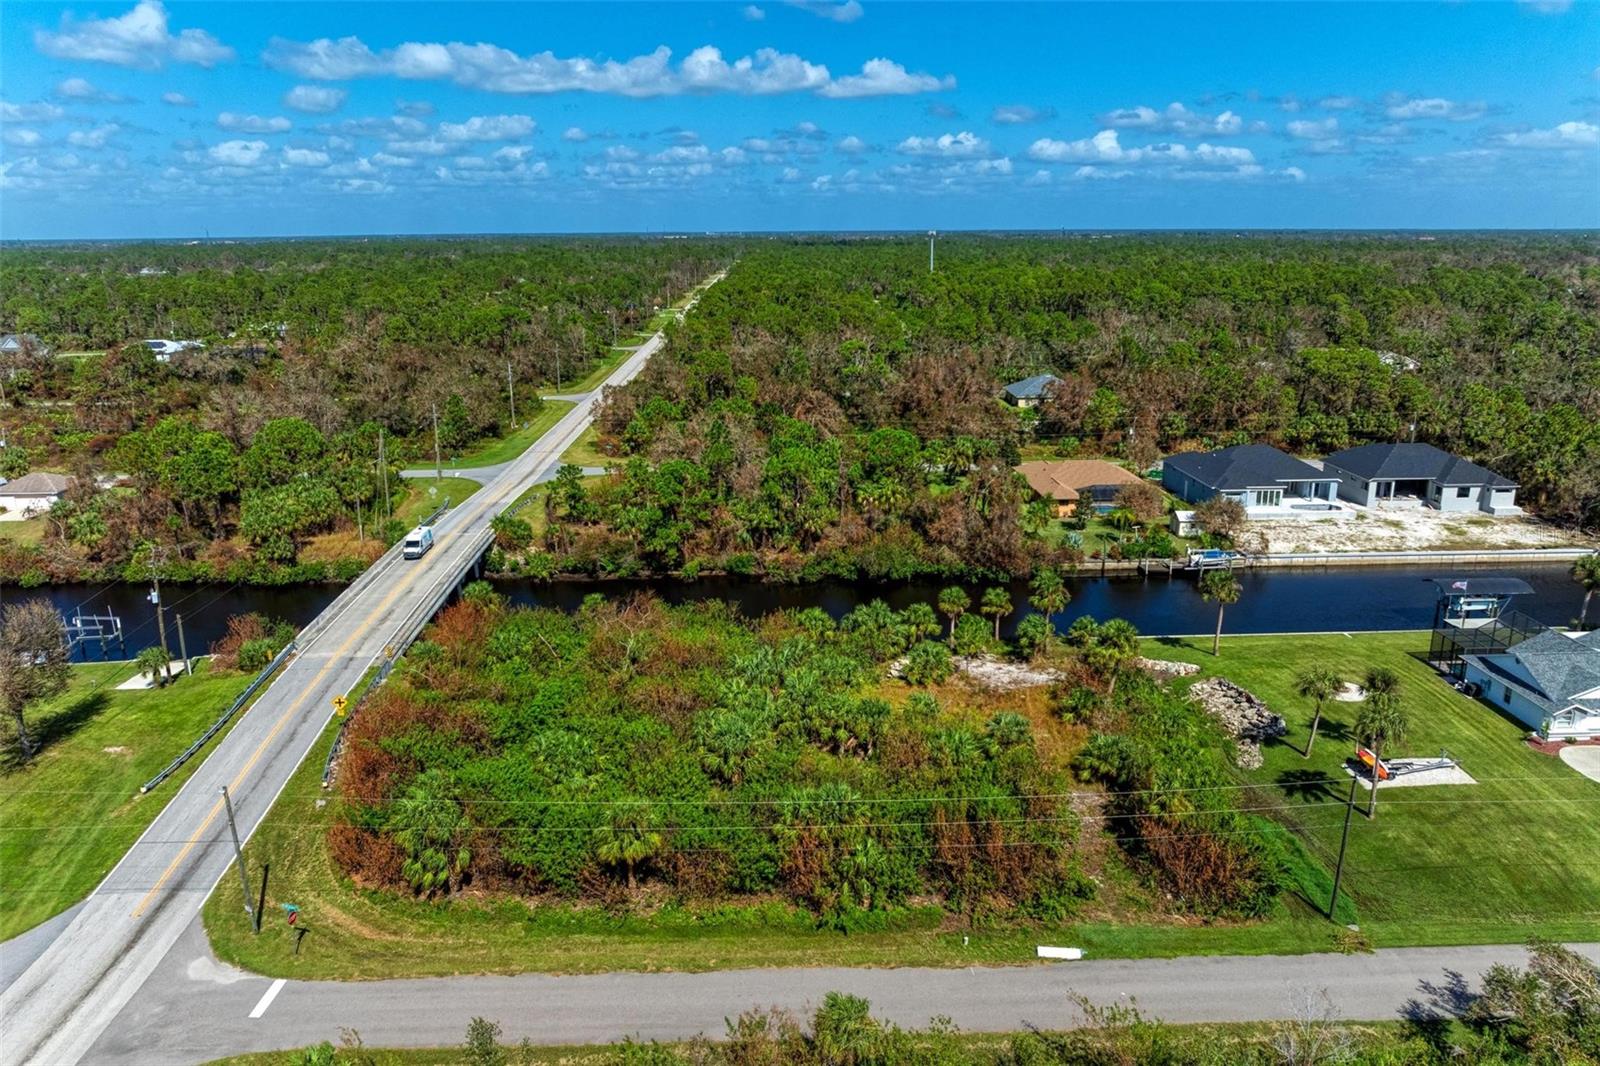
[1251,506,1595,554]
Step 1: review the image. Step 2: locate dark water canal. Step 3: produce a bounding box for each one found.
[9,562,1584,662]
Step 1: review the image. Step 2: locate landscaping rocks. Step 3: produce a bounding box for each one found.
[1188,677,1287,769]
[1136,657,1200,678]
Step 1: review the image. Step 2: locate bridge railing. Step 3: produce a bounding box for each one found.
[138,640,298,794]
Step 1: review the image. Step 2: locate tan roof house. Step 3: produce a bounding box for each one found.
[1016,460,1144,517]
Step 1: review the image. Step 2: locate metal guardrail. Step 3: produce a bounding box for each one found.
[138,640,298,794]
[318,526,494,788]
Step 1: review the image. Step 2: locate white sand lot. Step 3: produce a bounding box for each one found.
[1251,507,1593,554]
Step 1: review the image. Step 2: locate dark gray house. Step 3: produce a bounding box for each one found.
[1321,443,1519,515]
[1161,444,1340,516]
[1002,373,1062,409]
[1463,629,1600,740]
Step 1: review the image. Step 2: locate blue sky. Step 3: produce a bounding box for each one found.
[1,0,1596,238]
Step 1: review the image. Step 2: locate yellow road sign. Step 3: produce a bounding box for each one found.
[332,694,348,716]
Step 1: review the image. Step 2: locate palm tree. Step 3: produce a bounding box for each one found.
[937,587,970,646]
[1294,666,1344,759]
[1198,570,1243,657]
[979,587,1012,640]
[1573,553,1600,630]
[1354,668,1408,819]
[593,804,663,890]
[1028,567,1070,650]
[1086,618,1141,696]
[135,645,171,688]
[901,602,940,645]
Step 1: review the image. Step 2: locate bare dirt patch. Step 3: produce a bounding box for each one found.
[1251,508,1594,554]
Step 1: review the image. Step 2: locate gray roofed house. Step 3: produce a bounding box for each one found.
[1463,629,1600,739]
[1002,373,1062,408]
[1160,443,1342,516]
[1322,442,1520,515]
[0,333,50,357]
[0,472,74,519]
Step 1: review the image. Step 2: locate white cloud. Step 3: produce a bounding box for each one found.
[562,126,589,142]
[1286,117,1345,153]
[0,101,65,123]
[439,114,537,141]
[991,104,1055,125]
[56,78,124,103]
[1318,95,1361,111]
[786,0,865,22]
[1098,102,1244,137]
[1029,129,1257,170]
[387,138,450,156]
[1515,0,1572,12]
[369,152,417,167]
[160,91,193,107]
[836,134,870,154]
[218,112,292,133]
[896,131,990,157]
[283,146,332,167]
[1024,168,1051,186]
[743,4,766,19]
[1384,96,1488,122]
[207,139,268,166]
[1497,120,1599,149]
[335,178,390,194]
[67,124,121,148]
[283,85,348,114]
[3,129,44,148]
[35,0,233,70]
[264,37,946,99]
[321,115,429,141]
[1283,166,1307,182]
[819,58,954,99]
[678,46,829,93]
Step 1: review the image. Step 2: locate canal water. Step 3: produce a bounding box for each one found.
[8,562,1585,662]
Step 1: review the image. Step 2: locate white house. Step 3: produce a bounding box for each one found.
[1321,443,1520,516]
[143,339,205,362]
[1463,629,1600,740]
[0,472,74,519]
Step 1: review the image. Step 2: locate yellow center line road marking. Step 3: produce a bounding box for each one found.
[127,379,610,918]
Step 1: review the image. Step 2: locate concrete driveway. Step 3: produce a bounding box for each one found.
[1559,744,1600,782]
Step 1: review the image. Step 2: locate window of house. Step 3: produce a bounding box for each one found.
[1503,683,1513,702]
[1456,486,1470,498]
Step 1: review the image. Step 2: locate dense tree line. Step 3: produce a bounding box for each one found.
[0,239,728,583]
[331,589,1293,926]
[580,235,1598,579]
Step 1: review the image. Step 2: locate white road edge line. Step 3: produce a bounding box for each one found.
[248,978,286,1019]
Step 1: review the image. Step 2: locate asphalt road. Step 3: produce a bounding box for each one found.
[0,276,721,1066]
[83,925,1600,1064]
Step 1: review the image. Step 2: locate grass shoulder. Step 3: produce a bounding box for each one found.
[394,477,483,529]
[443,401,575,469]
[1,658,264,939]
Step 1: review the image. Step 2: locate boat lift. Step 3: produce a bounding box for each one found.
[63,609,126,661]
[1355,746,1457,782]
[1186,547,1245,572]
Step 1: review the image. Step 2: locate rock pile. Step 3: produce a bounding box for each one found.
[1136,657,1200,678]
[1188,677,1287,769]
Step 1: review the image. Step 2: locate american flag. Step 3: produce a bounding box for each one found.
[1451,580,1469,590]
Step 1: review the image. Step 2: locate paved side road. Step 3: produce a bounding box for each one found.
[0,273,723,1066]
[86,929,1600,1064]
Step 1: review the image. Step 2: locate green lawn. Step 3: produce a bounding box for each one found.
[551,348,634,395]
[559,424,613,468]
[1146,631,1600,944]
[0,515,49,545]
[442,401,574,469]
[394,477,482,528]
[202,629,1598,981]
[1,659,261,938]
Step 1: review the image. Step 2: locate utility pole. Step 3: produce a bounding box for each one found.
[928,230,936,274]
[1327,773,1360,921]
[431,402,442,481]
[148,564,172,684]
[175,612,191,676]
[506,360,516,427]
[220,785,254,925]
[377,427,389,528]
